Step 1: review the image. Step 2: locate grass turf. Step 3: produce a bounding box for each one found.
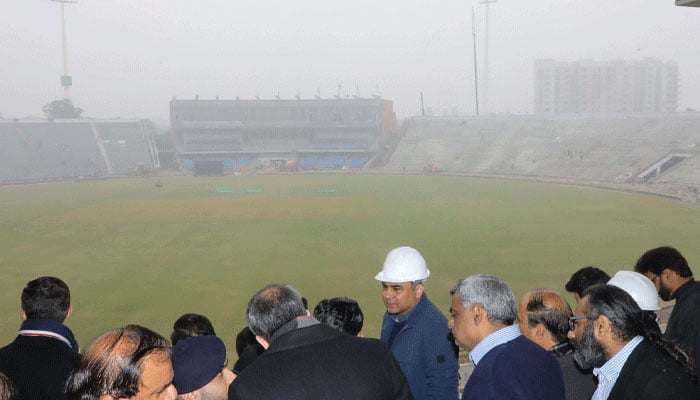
[1,174,699,360]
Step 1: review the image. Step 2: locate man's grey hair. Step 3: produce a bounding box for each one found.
[247,283,307,341]
[451,274,517,325]
[411,279,427,288]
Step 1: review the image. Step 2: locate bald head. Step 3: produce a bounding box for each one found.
[518,290,572,349]
[65,325,175,399]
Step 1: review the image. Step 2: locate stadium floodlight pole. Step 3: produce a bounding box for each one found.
[50,0,78,100]
[478,0,496,115]
[471,6,480,116]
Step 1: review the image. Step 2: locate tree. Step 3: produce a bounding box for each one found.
[42,99,83,119]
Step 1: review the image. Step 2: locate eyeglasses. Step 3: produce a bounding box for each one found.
[649,274,661,284]
[568,315,595,331]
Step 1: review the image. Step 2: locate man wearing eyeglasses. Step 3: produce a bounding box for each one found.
[449,275,565,400]
[518,289,596,400]
[567,284,696,399]
[634,245,700,387]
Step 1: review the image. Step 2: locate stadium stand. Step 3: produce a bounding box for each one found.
[170,98,397,172]
[383,114,700,188]
[0,119,159,182]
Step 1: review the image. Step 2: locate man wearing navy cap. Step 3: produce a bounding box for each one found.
[172,335,235,400]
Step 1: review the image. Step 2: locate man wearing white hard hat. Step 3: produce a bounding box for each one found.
[608,270,662,335]
[376,246,459,400]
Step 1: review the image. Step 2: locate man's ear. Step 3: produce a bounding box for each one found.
[534,323,546,339]
[472,304,484,325]
[66,304,73,319]
[20,308,27,321]
[255,335,270,350]
[414,283,425,298]
[593,315,610,340]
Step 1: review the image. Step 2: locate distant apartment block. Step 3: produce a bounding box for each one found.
[535,58,678,114]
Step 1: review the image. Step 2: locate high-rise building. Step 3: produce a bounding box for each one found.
[535,58,678,114]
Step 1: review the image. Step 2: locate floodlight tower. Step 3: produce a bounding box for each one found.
[479,0,496,114]
[50,0,78,99]
[471,6,479,116]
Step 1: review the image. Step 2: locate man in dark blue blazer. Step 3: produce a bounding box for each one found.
[449,274,565,400]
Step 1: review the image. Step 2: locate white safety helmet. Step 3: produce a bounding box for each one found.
[608,270,661,311]
[375,246,431,283]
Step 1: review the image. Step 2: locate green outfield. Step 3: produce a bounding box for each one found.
[1,174,699,358]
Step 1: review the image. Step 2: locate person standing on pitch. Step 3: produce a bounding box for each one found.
[376,246,459,400]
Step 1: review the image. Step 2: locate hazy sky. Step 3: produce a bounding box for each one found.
[1,1,699,123]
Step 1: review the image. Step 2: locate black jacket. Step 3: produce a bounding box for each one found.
[554,349,596,400]
[0,335,80,400]
[666,279,700,379]
[228,321,412,400]
[607,340,697,400]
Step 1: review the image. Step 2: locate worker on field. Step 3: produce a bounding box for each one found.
[376,246,459,400]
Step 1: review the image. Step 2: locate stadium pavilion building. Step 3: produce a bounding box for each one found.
[170,98,397,174]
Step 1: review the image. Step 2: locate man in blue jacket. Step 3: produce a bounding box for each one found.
[449,274,565,400]
[376,246,459,400]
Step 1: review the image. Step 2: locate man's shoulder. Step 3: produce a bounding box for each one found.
[0,336,26,358]
[411,294,449,325]
[625,340,684,371]
[613,340,696,397]
[485,335,557,368]
[685,281,700,303]
[0,335,78,363]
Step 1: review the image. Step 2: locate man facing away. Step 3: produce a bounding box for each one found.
[0,276,80,400]
[634,245,700,378]
[313,296,364,337]
[518,289,596,400]
[228,283,412,400]
[376,246,459,400]
[65,324,177,400]
[170,313,217,345]
[568,284,696,400]
[172,335,235,400]
[449,274,565,400]
[565,266,610,304]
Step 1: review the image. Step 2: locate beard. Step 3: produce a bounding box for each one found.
[573,322,607,370]
[658,281,673,301]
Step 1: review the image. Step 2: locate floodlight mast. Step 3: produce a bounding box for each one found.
[471,6,479,116]
[50,0,77,100]
[479,0,496,115]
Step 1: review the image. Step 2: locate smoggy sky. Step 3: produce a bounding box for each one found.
[1,1,699,123]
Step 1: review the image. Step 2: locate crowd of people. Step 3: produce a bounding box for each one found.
[0,245,698,400]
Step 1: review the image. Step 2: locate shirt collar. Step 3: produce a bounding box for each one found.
[19,319,79,352]
[468,324,521,365]
[593,335,643,384]
[270,316,320,343]
[390,293,425,323]
[549,341,573,356]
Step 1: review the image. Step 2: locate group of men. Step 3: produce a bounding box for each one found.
[0,245,698,400]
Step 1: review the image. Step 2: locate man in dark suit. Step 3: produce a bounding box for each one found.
[0,276,80,400]
[228,283,412,400]
[518,289,596,400]
[634,245,700,381]
[568,284,697,399]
